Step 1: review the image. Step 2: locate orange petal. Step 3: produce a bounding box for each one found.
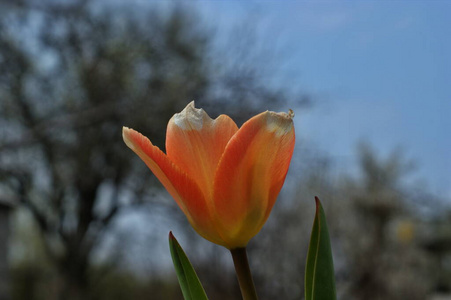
[122,127,224,245]
[213,110,295,248]
[166,101,238,200]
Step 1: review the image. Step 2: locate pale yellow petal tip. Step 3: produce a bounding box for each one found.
[266,110,295,136]
[172,101,212,131]
[122,126,136,150]
[268,109,295,120]
[122,126,131,139]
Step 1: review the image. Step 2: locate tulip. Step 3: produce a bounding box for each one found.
[123,101,295,249]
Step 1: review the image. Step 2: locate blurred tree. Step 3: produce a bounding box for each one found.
[337,143,431,300]
[420,211,451,296]
[0,1,306,299]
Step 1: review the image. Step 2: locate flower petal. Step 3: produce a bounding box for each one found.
[166,101,238,199]
[122,126,224,245]
[213,111,295,248]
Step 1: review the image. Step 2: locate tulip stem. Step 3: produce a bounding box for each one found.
[230,247,258,300]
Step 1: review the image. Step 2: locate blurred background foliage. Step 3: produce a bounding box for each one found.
[0,1,449,300]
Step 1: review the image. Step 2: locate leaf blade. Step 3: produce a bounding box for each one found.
[169,232,209,300]
[305,197,337,300]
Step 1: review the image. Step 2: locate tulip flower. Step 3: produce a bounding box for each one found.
[123,101,295,249]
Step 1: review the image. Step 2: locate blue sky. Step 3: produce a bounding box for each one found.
[195,1,451,198]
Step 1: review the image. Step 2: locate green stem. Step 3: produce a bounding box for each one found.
[230,247,258,300]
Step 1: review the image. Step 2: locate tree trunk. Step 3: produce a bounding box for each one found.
[58,251,90,300]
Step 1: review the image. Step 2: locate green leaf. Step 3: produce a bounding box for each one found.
[305,197,337,300]
[169,232,209,300]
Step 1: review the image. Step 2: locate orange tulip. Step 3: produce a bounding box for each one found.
[123,102,295,249]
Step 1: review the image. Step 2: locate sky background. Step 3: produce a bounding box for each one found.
[194,1,451,199]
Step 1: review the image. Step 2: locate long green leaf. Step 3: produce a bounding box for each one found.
[305,197,337,300]
[169,232,209,300]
